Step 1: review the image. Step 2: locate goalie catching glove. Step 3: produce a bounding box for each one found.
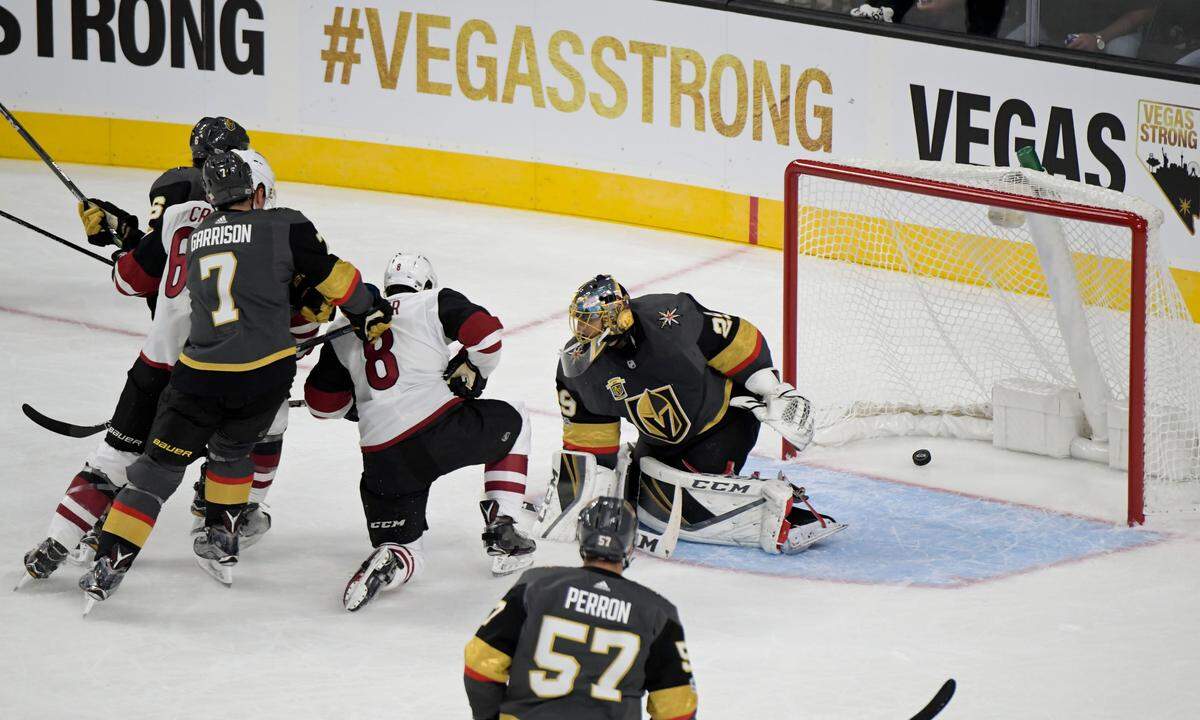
[733,368,815,453]
[78,198,139,249]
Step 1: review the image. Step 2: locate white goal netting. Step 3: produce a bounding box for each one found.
[786,159,1200,518]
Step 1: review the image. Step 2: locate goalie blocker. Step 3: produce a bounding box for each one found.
[534,450,845,556]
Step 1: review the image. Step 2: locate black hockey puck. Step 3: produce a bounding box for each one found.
[912,449,932,466]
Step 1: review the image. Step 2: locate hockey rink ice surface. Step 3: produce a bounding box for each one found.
[1,160,1198,719]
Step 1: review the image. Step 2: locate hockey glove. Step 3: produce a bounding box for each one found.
[347,284,393,342]
[444,349,486,399]
[78,198,138,248]
[733,369,814,453]
[297,286,336,324]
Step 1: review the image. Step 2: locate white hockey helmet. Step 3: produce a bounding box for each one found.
[232,148,276,209]
[383,252,438,295]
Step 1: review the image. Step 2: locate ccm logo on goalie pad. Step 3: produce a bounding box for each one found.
[369,520,406,529]
[690,479,751,493]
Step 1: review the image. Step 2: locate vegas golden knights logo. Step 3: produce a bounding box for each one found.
[606,377,628,401]
[625,385,691,444]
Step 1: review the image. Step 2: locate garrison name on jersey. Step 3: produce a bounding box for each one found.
[188,220,252,250]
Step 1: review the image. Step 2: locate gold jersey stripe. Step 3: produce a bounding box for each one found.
[464,636,512,684]
[178,346,297,372]
[562,421,621,450]
[103,507,154,548]
[697,379,732,435]
[499,715,519,720]
[317,260,361,305]
[647,684,698,720]
[707,319,761,375]
[205,476,253,506]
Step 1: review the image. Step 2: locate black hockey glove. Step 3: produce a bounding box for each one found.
[346,283,393,342]
[444,349,486,399]
[78,198,139,248]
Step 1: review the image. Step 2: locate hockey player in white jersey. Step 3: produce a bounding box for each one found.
[303,252,536,612]
[18,150,308,587]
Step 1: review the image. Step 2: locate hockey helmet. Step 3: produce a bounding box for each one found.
[190,116,250,166]
[233,149,277,209]
[577,496,638,568]
[383,252,438,295]
[202,152,254,208]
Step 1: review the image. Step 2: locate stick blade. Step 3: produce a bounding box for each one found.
[910,679,956,720]
[21,404,106,438]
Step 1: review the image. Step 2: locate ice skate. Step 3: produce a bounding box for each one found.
[780,486,846,554]
[16,537,69,590]
[193,509,242,586]
[79,545,134,615]
[342,544,410,612]
[237,504,272,549]
[69,524,101,566]
[481,500,536,576]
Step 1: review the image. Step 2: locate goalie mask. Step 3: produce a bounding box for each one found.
[561,275,633,378]
[383,252,438,295]
[577,496,638,568]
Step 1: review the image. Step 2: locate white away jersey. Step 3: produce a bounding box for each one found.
[305,288,504,451]
[139,200,212,368]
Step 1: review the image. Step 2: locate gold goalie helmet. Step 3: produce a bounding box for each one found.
[561,274,634,377]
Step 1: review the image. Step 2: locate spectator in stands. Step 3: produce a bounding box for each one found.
[1004,0,1156,57]
[850,0,1007,37]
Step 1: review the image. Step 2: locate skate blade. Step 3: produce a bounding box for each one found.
[13,572,34,592]
[343,549,397,612]
[194,555,234,586]
[82,594,98,617]
[491,553,535,577]
[782,522,848,555]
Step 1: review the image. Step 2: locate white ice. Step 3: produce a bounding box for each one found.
[1,160,1197,719]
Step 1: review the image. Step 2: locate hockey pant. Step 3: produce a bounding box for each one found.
[358,400,529,565]
[98,382,290,559]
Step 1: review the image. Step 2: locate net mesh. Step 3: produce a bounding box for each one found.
[788,160,1200,515]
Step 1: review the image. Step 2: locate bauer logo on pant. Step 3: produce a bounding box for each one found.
[625,385,691,444]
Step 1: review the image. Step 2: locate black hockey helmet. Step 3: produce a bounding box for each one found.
[190,116,250,167]
[202,151,255,208]
[578,496,638,568]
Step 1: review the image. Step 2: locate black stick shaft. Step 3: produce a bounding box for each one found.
[0,209,114,266]
[296,323,355,353]
[0,102,121,246]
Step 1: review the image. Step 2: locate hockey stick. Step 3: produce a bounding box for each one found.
[0,102,122,248]
[0,209,115,266]
[909,679,956,720]
[22,328,351,438]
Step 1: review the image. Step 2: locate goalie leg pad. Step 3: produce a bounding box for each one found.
[532,451,619,542]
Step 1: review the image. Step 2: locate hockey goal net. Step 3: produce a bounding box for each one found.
[781,159,1200,525]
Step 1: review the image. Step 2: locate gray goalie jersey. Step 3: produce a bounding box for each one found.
[465,565,697,720]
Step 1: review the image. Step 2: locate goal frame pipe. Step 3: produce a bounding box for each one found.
[782,159,1148,525]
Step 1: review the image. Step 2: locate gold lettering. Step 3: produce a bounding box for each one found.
[364,9,412,90]
[502,25,546,107]
[416,14,451,96]
[753,60,790,145]
[628,41,666,124]
[548,30,585,113]
[589,36,627,119]
[709,53,747,138]
[457,19,497,101]
[795,68,832,152]
[670,47,706,131]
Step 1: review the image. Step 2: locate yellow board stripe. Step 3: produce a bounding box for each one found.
[707,320,761,375]
[464,636,512,684]
[563,421,621,450]
[647,683,698,720]
[103,507,154,548]
[3,111,1198,323]
[205,477,253,506]
[178,346,296,372]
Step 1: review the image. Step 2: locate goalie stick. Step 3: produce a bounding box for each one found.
[909,678,956,720]
[0,101,123,248]
[20,325,355,438]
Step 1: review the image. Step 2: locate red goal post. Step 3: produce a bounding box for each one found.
[781,159,1156,525]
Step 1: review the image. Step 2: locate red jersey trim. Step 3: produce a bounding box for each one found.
[114,252,159,296]
[361,398,464,453]
[137,352,173,371]
[458,311,503,348]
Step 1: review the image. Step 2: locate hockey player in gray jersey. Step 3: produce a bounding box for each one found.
[466,496,697,720]
[535,275,845,556]
[78,150,392,608]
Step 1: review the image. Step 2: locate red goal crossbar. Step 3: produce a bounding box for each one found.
[781,160,1150,525]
